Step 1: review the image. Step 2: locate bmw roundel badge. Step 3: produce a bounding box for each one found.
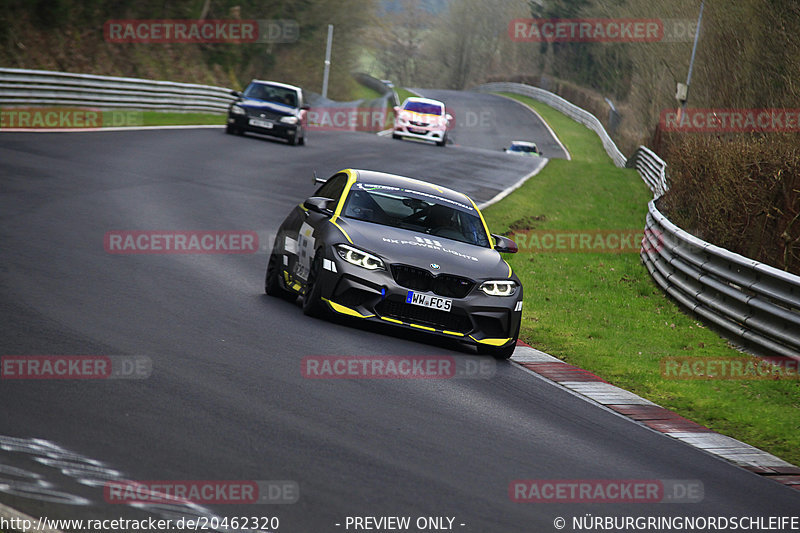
[430,263,440,270]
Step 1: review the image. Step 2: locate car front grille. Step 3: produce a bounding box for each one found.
[245,108,283,121]
[375,299,472,333]
[390,264,474,298]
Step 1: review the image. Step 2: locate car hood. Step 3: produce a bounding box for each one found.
[332,218,513,281]
[237,97,296,116]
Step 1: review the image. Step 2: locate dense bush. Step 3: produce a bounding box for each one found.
[660,134,800,274]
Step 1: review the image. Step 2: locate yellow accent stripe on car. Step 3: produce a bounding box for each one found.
[331,169,358,220]
[322,298,374,318]
[329,219,352,244]
[378,315,464,336]
[326,169,358,244]
[469,335,512,346]
[467,196,494,250]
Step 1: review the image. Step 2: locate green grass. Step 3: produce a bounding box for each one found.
[395,87,420,104]
[350,83,384,102]
[137,111,225,126]
[483,93,800,466]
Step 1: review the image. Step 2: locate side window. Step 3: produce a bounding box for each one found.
[313,173,348,202]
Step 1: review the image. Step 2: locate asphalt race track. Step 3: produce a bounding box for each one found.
[1,91,798,532]
[413,88,568,158]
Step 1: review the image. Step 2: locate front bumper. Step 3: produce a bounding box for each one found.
[227,114,299,140]
[305,248,522,350]
[393,123,446,143]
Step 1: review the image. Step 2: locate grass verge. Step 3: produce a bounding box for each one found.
[483,92,800,466]
[135,111,225,127]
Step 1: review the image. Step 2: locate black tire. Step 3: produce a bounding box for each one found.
[265,251,296,301]
[302,251,327,317]
[288,130,298,145]
[436,133,448,147]
[298,134,305,146]
[225,124,235,134]
[392,133,401,140]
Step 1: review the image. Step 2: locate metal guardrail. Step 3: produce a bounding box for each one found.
[641,200,800,359]
[475,81,800,360]
[474,82,627,168]
[626,146,668,197]
[0,68,236,113]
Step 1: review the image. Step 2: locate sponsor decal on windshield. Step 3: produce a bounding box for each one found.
[381,236,478,262]
[355,183,473,212]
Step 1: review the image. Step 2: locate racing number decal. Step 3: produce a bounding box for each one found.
[295,222,316,281]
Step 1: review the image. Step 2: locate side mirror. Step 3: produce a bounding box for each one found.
[393,106,400,113]
[492,234,518,254]
[445,113,453,121]
[230,90,241,97]
[503,147,509,152]
[303,196,335,215]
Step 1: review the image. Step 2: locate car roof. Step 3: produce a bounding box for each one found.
[249,79,302,92]
[402,96,445,107]
[510,140,537,147]
[350,169,475,207]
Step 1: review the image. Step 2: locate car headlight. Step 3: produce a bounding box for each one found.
[231,105,246,115]
[336,244,384,270]
[280,116,299,125]
[479,280,517,296]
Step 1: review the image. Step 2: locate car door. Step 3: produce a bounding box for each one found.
[284,172,349,286]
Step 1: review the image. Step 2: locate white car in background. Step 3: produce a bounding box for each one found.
[392,97,452,147]
[504,140,541,157]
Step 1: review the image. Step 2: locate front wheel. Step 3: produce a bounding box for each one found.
[436,133,448,147]
[265,251,296,302]
[302,251,327,317]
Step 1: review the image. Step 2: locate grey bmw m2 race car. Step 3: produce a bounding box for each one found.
[265,169,523,358]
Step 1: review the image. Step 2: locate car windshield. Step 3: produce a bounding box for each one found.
[510,144,536,153]
[404,101,443,115]
[243,83,298,107]
[343,182,490,248]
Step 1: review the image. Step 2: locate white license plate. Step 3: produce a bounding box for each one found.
[249,118,273,129]
[406,291,452,312]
